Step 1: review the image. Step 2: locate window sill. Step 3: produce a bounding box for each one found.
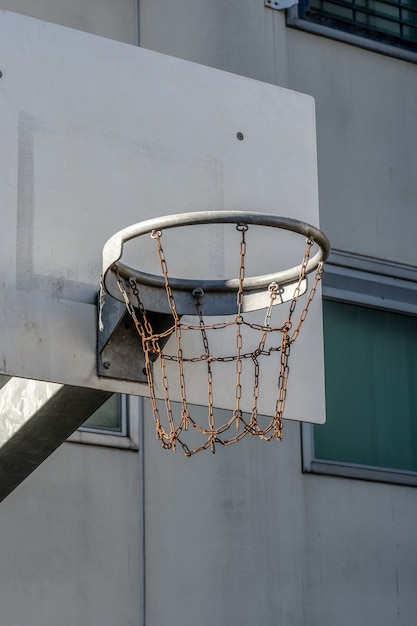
[302,423,417,487]
[66,430,138,450]
[286,7,417,65]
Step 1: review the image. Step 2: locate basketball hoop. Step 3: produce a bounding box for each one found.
[100,211,330,455]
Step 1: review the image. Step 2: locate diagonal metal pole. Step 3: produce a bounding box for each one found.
[0,378,112,502]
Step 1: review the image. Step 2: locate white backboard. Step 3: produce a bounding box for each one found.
[0,10,326,424]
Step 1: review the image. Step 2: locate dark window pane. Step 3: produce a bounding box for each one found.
[315,300,417,472]
[82,394,123,433]
[300,0,417,52]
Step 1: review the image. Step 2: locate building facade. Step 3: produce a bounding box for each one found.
[1,1,416,625]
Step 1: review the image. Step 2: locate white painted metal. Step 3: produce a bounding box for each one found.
[0,379,61,448]
[0,377,112,501]
[0,10,326,422]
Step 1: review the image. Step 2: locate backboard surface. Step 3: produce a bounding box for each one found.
[0,10,326,423]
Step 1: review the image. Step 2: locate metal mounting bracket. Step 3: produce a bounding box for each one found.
[265,0,298,10]
[97,295,175,383]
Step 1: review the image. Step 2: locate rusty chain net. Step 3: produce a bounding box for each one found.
[112,223,324,456]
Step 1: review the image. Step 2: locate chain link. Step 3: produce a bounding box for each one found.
[110,226,324,455]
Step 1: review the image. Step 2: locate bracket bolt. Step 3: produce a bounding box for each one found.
[103,361,111,370]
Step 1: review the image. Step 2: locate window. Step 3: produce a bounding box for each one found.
[81,394,126,435]
[291,0,417,58]
[72,394,140,450]
[303,252,417,486]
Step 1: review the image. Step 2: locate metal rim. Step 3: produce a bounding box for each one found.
[102,210,330,299]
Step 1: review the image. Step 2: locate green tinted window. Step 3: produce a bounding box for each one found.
[315,300,417,472]
[82,394,123,433]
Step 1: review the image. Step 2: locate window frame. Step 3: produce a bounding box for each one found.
[287,3,417,64]
[302,250,417,487]
[68,395,140,450]
[79,393,128,437]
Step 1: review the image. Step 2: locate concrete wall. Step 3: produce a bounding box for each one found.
[143,412,417,626]
[0,1,416,625]
[0,443,141,625]
[0,0,137,42]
